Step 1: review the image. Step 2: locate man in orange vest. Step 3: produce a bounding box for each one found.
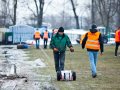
[43,30,50,49]
[82,24,104,78]
[34,29,41,49]
[115,27,120,56]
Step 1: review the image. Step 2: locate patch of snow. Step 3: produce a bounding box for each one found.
[0,45,57,90]
[34,59,46,67]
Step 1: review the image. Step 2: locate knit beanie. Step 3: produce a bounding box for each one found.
[58,27,64,32]
[90,24,97,33]
[91,24,97,29]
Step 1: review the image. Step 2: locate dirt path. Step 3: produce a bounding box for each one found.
[0,45,57,90]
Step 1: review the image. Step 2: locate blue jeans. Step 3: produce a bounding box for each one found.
[35,39,40,49]
[53,52,65,72]
[88,51,98,76]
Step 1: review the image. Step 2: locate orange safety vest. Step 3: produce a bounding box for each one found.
[34,31,40,39]
[43,31,48,39]
[80,34,85,44]
[115,29,120,42]
[85,32,100,50]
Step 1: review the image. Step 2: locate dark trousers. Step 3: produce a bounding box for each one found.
[35,39,40,49]
[115,42,120,56]
[44,38,48,49]
[53,52,65,72]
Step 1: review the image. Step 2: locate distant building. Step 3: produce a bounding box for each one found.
[9,25,34,44]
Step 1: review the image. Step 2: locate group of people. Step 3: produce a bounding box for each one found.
[50,25,120,78]
[33,28,59,49]
[34,25,120,78]
[33,29,50,49]
[50,25,103,78]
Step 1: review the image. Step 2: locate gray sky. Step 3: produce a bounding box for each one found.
[17,0,90,24]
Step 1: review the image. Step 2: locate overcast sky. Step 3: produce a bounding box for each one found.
[17,0,91,24]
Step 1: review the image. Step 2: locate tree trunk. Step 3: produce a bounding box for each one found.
[91,0,95,24]
[116,0,120,27]
[106,17,110,34]
[37,0,44,27]
[13,0,17,25]
[70,0,80,29]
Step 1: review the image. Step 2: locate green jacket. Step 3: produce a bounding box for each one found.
[50,33,72,52]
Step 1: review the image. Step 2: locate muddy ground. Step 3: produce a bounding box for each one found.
[0,45,57,90]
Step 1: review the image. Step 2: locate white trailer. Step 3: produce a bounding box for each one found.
[9,25,34,44]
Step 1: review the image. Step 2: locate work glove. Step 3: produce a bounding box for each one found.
[53,48,58,52]
[70,47,74,52]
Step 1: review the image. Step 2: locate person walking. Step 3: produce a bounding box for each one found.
[51,28,58,38]
[34,29,41,49]
[50,27,74,72]
[82,24,104,78]
[43,30,50,49]
[115,27,120,57]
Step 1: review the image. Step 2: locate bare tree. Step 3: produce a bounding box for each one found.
[0,0,18,26]
[0,0,7,26]
[13,0,17,25]
[70,0,80,29]
[25,0,45,27]
[0,0,13,27]
[116,0,120,27]
[34,0,44,27]
[95,0,119,34]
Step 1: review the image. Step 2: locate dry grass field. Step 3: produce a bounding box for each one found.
[25,44,120,90]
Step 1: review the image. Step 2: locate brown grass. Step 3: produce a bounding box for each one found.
[25,44,120,90]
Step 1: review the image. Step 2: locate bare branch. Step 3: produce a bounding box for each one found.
[43,0,54,14]
[25,1,37,17]
[34,0,39,15]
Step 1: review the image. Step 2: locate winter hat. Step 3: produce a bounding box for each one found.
[58,27,64,32]
[91,24,97,29]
